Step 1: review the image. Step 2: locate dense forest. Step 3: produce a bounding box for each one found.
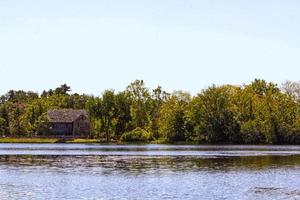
[1,79,300,144]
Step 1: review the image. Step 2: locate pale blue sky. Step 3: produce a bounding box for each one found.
[1,0,300,95]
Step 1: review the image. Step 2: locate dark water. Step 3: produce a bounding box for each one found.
[0,144,300,200]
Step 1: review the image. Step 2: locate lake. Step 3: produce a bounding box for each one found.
[0,144,300,200]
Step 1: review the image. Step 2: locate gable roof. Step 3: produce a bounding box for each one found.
[47,109,88,123]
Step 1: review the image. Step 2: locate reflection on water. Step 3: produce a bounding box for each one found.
[0,144,299,200]
[1,144,300,156]
[251,187,300,197]
[1,155,300,174]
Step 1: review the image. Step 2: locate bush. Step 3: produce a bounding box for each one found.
[120,127,152,142]
[240,120,266,144]
[35,113,50,135]
[284,131,300,144]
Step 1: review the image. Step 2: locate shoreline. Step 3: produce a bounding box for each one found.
[0,138,193,145]
[0,137,299,145]
[0,137,164,144]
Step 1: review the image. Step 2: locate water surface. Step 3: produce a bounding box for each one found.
[0,144,299,200]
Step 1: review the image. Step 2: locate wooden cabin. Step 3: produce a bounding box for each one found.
[47,109,90,138]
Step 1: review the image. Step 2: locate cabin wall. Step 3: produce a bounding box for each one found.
[49,123,73,135]
[73,115,90,137]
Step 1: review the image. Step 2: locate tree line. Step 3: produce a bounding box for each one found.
[1,79,300,144]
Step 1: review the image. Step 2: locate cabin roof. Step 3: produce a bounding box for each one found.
[47,109,88,123]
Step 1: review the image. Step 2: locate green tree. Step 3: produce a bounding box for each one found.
[113,92,132,139]
[158,91,191,142]
[86,97,102,138]
[0,105,9,135]
[101,90,116,142]
[54,84,71,95]
[34,113,50,135]
[193,85,241,143]
[8,104,25,136]
[126,80,151,130]
[150,86,169,139]
[0,117,6,136]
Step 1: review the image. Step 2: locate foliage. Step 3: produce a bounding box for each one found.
[126,80,151,130]
[192,85,241,144]
[120,127,152,142]
[1,79,300,144]
[158,91,191,142]
[34,113,50,135]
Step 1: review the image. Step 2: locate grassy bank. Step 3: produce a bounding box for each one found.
[0,138,59,143]
[0,137,186,144]
[0,137,203,144]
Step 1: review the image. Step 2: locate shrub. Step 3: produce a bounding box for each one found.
[240,120,266,144]
[120,127,152,142]
[35,113,50,135]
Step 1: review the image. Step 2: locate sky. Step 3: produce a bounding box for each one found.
[1,0,300,95]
